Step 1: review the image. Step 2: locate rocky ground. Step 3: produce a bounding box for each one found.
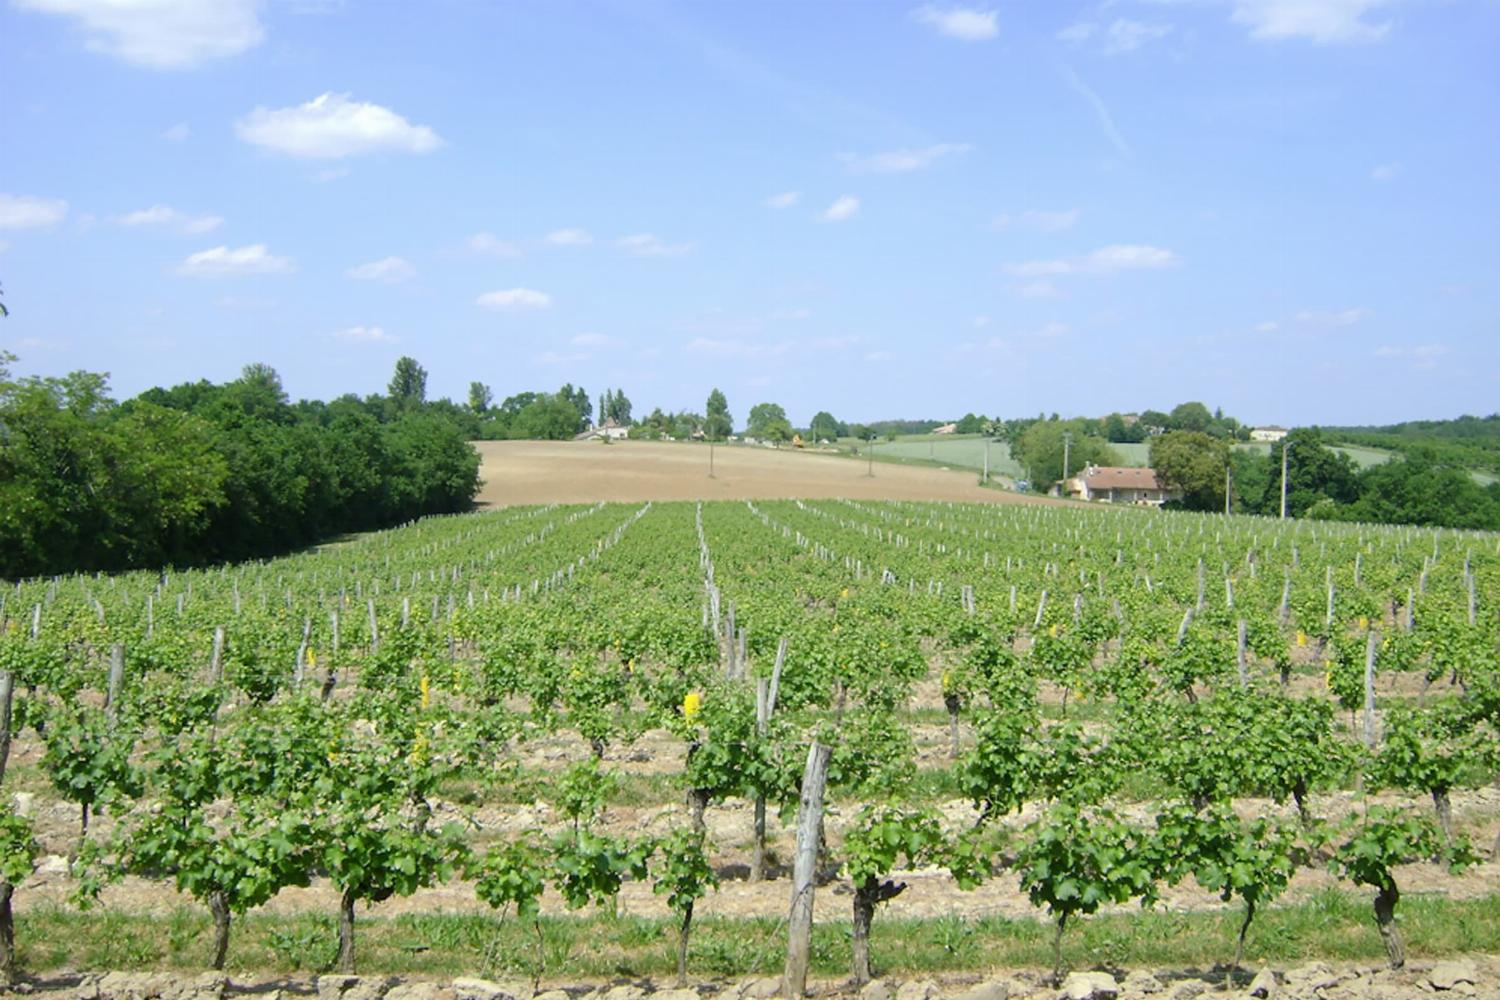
[5,958,1497,1000]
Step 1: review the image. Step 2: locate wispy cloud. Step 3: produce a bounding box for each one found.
[1061,65,1130,158]
[0,193,69,229]
[1004,244,1180,277]
[1232,0,1395,44]
[331,324,398,344]
[161,122,190,142]
[237,93,442,159]
[477,288,552,310]
[1060,19,1173,54]
[765,191,800,209]
[537,350,591,365]
[571,333,611,347]
[912,5,999,41]
[685,337,792,359]
[617,233,693,256]
[821,195,860,222]
[1374,344,1446,368]
[1296,307,1371,326]
[992,208,1081,233]
[116,204,222,235]
[841,143,971,173]
[864,350,894,363]
[15,0,264,69]
[1370,162,1401,182]
[345,256,414,283]
[176,244,293,277]
[467,232,521,258]
[546,228,592,246]
[1009,281,1061,299]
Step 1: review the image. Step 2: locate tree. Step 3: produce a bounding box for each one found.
[1012,420,1119,487]
[467,382,492,414]
[603,388,633,426]
[558,383,591,431]
[1168,401,1213,433]
[388,357,428,407]
[1151,431,1231,511]
[810,411,840,443]
[746,402,788,438]
[1264,428,1360,517]
[1138,409,1170,432]
[705,389,732,440]
[955,413,984,435]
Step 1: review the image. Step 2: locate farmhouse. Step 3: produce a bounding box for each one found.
[575,418,630,442]
[933,422,958,435]
[1251,426,1289,442]
[1065,465,1181,507]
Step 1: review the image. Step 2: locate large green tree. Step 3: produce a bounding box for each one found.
[1012,420,1119,487]
[746,402,787,438]
[809,411,840,442]
[388,357,428,407]
[1150,431,1231,511]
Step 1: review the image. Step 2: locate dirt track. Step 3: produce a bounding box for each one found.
[473,440,1065,508]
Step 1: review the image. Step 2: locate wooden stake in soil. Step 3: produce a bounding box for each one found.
[783,741,832,999]
[105,644,126,730]
[0,671,13,787]
[1364,630,1379,750]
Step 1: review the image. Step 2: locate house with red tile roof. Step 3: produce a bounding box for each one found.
[1064,465,1182,507]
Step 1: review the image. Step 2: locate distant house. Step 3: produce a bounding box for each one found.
[1064,465,1182,507]
[1251,426,1289,443]
[574,418,630,442]
[933,422,958,435]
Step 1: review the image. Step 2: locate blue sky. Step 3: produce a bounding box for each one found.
[2,0,1496,427]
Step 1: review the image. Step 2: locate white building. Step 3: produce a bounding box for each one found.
[1250,426,1289,443]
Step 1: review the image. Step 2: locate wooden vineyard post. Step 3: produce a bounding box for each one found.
[752,637,787,883]
[105,644,126,729]
[0,670,12,786]
[783,741,831,998]
[1236,620,1248,689]
[1364,631,1379,750]
[209,627,225,684]
[367,599,380,652]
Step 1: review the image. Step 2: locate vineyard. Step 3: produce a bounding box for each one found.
[0,499,1497,992]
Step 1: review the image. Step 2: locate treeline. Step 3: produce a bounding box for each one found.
[1150,428,1500,531]
[464,382,634,441]
[1319,414,1500,476]
[1,357,481,579]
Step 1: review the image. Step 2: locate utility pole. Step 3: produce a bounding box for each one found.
[1279,441,1291,519]
[709,440,715,479]
[983,437,990,484]
[866,436,874,477]
[1225,461,1233,516]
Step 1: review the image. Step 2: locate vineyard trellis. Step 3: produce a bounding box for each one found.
[0,498,1495,986]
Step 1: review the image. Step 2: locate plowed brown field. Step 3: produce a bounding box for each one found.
[473,440,1065,508]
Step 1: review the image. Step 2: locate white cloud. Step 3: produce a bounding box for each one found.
[821,196,860,222]
[236,93,442,159]
[1255,320,1281,333]
[765,191,800,209]
[617,233,693,256]
[1232,0,1394,44]
[1057,22,1097,44]
[312,167,350,183]
[1296,307,1371,326]
[1062,65,1131,158]
[345,256,414,283]
[864,350,894,363]
[992,208,1081,233]
[811,335,861,350]
[1004,244,1179,278]
[161,122,190,142]
[477,288,551,310]
[545,228,593,246]
[912,5,999,41]
[331,325,398,344]
[115,204,222,234]
[0,193,69,229]
[176,244,292,277]
[842,143,971,173]
[1370,162,1401,182]
[15,0,264,69]
[537,351,591,365]
[570,333,611,347]
[467,232,520,258]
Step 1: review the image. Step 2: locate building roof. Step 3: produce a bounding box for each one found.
[1080,465,1167,490]
[1253,425,1288,432]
